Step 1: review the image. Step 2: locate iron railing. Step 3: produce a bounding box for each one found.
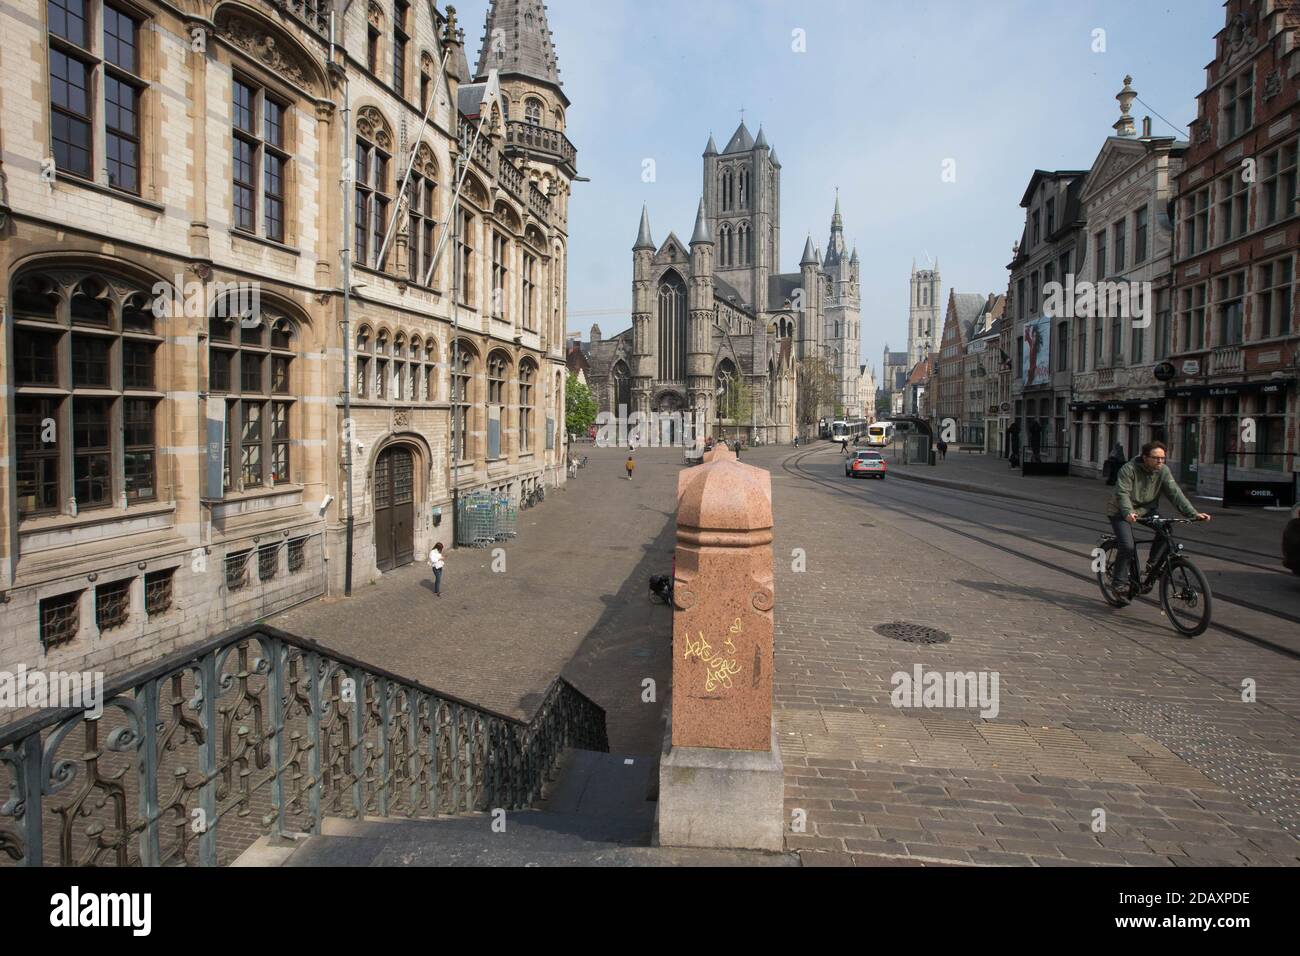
[0,624,607,866]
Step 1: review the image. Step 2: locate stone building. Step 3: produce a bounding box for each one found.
[1008,168,1089,469]
[0,0,574,676]
[964,295,1005,452]
[1070,77,1185,478]
[934,291,988,442]
[908,260,941,367]
[1167,0,1299,498]
[578,124,861,444]
[881,346,910,416]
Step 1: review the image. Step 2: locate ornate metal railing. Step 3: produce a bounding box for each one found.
[0,624,607,866]
[504,120,577,171]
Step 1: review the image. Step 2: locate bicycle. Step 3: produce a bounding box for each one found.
[1096,515,1213,636]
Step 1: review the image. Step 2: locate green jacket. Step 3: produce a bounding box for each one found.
[1106,458,1199,519]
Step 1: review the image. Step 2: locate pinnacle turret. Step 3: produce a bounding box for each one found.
[634,204,654,251]
[690,198,712,245]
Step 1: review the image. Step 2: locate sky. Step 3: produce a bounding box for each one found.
[456,0,1225,377]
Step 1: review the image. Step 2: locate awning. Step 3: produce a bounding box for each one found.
[1165,377,1295,399]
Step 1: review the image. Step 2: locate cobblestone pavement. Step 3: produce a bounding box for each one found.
[763,443,1300,867]
[269,444,677,754]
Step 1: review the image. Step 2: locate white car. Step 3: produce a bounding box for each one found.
[845,450,887,479]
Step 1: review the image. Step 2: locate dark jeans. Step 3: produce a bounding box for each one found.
[1109,516,1169,588]
[432,566,442,594]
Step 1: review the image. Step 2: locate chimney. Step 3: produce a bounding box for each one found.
[1142,116,1152,138]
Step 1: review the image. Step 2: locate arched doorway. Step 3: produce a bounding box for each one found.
[655,391,684,445]
[373,445,415,571]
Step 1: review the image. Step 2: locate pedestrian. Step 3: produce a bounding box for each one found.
[793,434,799,447]
[937,439,948,461]
[840,438,849,455]
[625,455,635,480]
[428,542,445,597]
[1103,441,1126,486]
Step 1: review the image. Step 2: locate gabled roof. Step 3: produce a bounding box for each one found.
[1019,168,1088,208]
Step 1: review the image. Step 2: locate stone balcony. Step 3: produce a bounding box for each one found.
[505,121,578,175]
[1209,344,1244,374]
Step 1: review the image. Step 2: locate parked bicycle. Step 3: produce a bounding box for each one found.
[1096,515,1213,636]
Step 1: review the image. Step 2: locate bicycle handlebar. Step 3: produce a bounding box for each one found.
[1135,515,1194,527]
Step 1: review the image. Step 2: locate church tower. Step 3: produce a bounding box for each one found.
[908,260,941,367]
[822,194,862,415]
[702,121,780,312]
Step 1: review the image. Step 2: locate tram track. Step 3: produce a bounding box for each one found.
[781,445,1300,663]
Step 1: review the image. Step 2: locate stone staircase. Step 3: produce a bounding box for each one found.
[238,748,794,867]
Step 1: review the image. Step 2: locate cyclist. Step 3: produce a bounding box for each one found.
[1106,440,1211,597]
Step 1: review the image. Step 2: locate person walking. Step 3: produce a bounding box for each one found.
[937,439,948,461]
[1103,441,1126,486]
[429,542,445,597]
[625,455,635,480]
[1105,440,1210,598]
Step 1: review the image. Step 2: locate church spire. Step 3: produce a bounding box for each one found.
[634,204,654,251]
[800,234,818,266]
[704,132,718,156]
[824,190,847,265]
[474,0,562,90]
[690,198,712,245]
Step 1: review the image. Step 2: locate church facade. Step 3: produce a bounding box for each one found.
[579,122,861,443]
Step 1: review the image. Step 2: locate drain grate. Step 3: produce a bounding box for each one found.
[874,621,952,644]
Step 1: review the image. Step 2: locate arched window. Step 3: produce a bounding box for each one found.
[456,203,476,306]
[210,300,297,492]
[13,270,162,516]
[451,342,476,460]
[424,340,437,401]
[718,223,733,267]
[524,98,543,125]
[392,332,406,399]
[738,167,748,207]
[737,221,752,265]
[355,326,371,397]
[715,358,738,420]
[407,335,421,401]
[488,350,508,404]
[407,145,438,284]
[375,329,390,399]
[657,272,688,381]
[519,360,536,452]
[355,107,393,270]
[611,359,631,413]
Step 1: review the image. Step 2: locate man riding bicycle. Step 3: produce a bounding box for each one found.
[1105,440,1211,597]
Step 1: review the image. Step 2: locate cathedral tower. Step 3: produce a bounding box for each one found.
[908,260,941,367]
[702,121,780,312]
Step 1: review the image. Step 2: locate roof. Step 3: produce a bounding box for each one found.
[768,274,802,307]
[473,0,566,103]
[1019,168,1088,208]
[723,121,754,153]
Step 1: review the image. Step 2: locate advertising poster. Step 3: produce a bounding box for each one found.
[1023,315,1051,387]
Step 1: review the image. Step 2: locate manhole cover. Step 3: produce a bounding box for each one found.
[873,621,952,644]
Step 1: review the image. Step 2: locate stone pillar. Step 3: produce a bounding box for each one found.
[657,445,783,851]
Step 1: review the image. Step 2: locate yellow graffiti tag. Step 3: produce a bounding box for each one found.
[683,630,743,693]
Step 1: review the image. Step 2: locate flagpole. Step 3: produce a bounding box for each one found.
[422,100,492,289]
[374,47,454,272]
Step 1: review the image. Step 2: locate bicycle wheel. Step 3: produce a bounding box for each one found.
[1096,539,1130,607]
[1159,557,1212,637]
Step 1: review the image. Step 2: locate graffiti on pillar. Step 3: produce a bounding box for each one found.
[682,618,744,692]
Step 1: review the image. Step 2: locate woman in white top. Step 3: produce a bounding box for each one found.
[429,542,445,596]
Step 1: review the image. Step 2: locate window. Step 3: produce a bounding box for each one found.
[209,307,296,491]
[488,351,506,404]
[95,578,131,632]
[1112,221,1125,272]
[1181,283,1207,351]
[1216,170,1249,244]
[1110,312,1123,366]
[145,568,173,617]
[258,544,278,581]
[356,135,390,270]
[1032,210,1040,246]
[1093,316,1104,369]
[232,79,289,242]
[1016,278,1025,321]
[452,345,473,460]
[1214,272,1245,346]
[490,231,508,318]
[1094,229,1107,279]
[12,272,160,517]
[40,591,81,649]
[1045,198,1055,236]
[738,221,751,264]
[48,0,146,194]
[1262,139,1298,227]
[524,98,542,125]
[1155,289,1171,359]
[1133,207,1148,264]
[519,361,535,453]
[1255,257,1293,339]
[1219,69,1253,143]
[225,550,250,591]
[1056,321,1067,372]
[1130,313,1145,366]
[1183,187,1210,256]
[456,205,475,305]
[407,154,437,284]
[288,537,306,573]
[355,327,370,398]
[522,252,536,331]
[392,0,409,96]
[1076,321,1087,373]
[367,23,381,75]
[718,223,732,267]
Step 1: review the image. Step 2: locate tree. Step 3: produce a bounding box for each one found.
[565,373,596,437]
[875,395,892,417]
[796,356,837,434]
[719,376,754,424]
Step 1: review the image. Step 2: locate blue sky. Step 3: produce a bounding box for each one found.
[457,0,1224,375]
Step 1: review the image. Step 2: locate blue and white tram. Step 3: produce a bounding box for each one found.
[829,419,867,443]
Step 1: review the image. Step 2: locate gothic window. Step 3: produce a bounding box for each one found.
[420,55,432,112]
[488,350,508,404]
[392,332,406,399]
[393,0,409,97]
[718,223,732,267]
[456,204,476,305]
[720,167,733,210]
[355,325,371,397]
[356,126,391,270]
[522,252,537,331]
[406,147,438,284]
[738,167,748,207]
[519,360,536,453]
[657,272,688,381]
[451,341,476,460]
[48,0,147,194]
[715,358,738,420]
[13,270,161,516]
[611,360,631,412]
[209,301,297,491]
[491,230,509,318]
[524,98,543,125]
[233,77,289,242]
[737,221,752,265]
